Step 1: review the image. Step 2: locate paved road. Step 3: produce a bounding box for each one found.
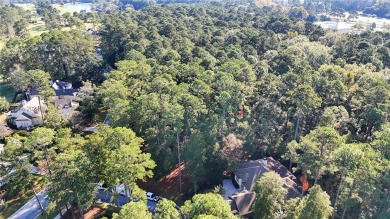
[8,190,49,219]
[10,190,158,219]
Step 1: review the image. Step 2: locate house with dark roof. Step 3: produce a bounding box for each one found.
[51,80,79,97]
[50,80,79,117]
[223,157,301,217]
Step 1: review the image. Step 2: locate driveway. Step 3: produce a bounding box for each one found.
[97,190,158,212]
[8,190,49,219]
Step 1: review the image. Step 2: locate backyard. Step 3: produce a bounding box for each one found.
[138,163,190,206]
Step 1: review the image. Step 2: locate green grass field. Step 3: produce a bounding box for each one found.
[53,4,78,15]
[13,3,93,37]
[14,3,35,11]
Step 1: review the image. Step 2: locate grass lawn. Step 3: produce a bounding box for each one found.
[0,113,6,124]
[15,3,36,11]
[0,194,34,219]
[35,210,58,219]
[0,176,47,219]
[53,4,79,15]
[28,21,48,37]
[0,40,4,49]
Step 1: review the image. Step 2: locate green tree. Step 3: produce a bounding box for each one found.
[293,126,342,184]
[300,185,333,219]
[154,198,180,219]
[27,127,56,169]
[253,172,287,219]
[47,149,95,218]
[182,193,238,219]
[43,105,68,130]
[0,96,10,112]
[84,125,156,203]
[10,69,54,99]
[113,201,152,219]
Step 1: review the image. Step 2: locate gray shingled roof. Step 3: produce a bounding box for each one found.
[229,191,257,216]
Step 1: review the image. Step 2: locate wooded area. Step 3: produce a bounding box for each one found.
[1,1,390,219]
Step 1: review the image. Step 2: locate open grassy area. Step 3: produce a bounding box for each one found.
[0,40,5,49]
[14,3,93,37]
[28,21,48,37]
[0,176,47,219]
[53,4,79,15]
[15,3,35,11]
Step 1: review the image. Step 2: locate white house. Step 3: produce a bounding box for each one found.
[7,96,45,130]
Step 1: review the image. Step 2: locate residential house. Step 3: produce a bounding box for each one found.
[51,80,79,117]
[223,157,301,217]
[51,80,79,97]
[7,97,45,130]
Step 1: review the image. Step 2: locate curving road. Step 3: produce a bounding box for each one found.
[9,190,158,219]
[8,190,49,219]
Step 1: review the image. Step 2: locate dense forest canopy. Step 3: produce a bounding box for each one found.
[1,1,390,219]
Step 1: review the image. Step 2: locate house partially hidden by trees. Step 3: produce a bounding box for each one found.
[7,96,45,130]
[223,157,301,217]
[51,80,79,117]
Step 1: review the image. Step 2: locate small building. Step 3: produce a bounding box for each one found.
[0,144,4,154]
[223,157,301,217]
[7,96,45,130]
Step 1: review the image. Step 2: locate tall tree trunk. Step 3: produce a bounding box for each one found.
[177,129,182,194]
[59,208,63,219]
[70,203,76,219]
[79,207,84,219]
[332,177,344,219]
[314,168,320,185]
[43,144,52,177]
[32,186,47,219]
[56,202,63,219]
[340,179,356,219]
[65,203,70,216]
[124,183,130,203]
[341,206,348,219]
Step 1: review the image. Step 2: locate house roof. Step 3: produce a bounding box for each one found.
[52,80,73,90]
[50,80,78,96]
[283,177,302,200]
[26,88,39,97]
[21,112,36,119]
[234,160,269,191]
[15,114,31,121]
[54,96,73,108]
[229,191,257,216]
[54,89,78,96]
[229,157,302,216]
